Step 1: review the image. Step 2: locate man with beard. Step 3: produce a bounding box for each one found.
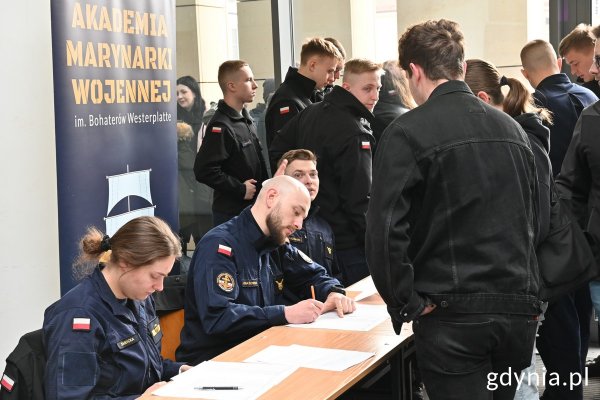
[176,176,354,365]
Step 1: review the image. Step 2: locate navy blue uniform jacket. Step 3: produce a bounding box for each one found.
[176,207,341,365]
[43,266,181,399]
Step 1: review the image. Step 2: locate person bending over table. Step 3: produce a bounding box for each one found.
[176,175,355,365]
[43,216,191,399]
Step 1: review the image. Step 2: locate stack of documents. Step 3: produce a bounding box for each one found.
[152,361,296,399]
[287,303,389,331]
[244,344,375,371]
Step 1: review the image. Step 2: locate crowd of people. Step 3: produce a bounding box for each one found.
[4,18,598,400]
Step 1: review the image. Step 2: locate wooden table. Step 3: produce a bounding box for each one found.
[143,278,415,400]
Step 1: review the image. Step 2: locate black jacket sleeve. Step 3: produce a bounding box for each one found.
[365,126,427,330]
[265,100,302,148]
[194,122,246,199]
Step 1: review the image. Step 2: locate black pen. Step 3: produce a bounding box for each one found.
[194,386,241,390]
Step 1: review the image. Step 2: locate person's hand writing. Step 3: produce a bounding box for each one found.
[243,179,257,200]
[284,299,324,323]
[322,292,356,317]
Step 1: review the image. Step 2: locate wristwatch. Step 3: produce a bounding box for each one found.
[328,285,346,296]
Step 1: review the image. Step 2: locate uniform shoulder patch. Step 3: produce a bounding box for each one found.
[297,249,313,264]
[1,374,14,392]
[361,141,371,150]
[217,244,232,257]
[211,126,223,133]
[217,272,235,292]
[72,317,91,331]
[279,106,290,115]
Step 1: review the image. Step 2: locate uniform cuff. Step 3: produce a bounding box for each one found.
[265,305,287,326]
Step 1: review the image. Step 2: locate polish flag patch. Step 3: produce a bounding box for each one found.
[279,106,290,115]
[72,317,91,331]
[1,374,14,392]
[212,127,222,133]
[217,244,232,257]
[361,141,371,150]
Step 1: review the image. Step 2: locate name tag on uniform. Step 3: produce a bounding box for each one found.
[116,334,140,350]
[241,280,259,288]
[289,236,304,243]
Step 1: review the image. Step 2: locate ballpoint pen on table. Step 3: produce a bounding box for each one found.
[194,386,241,390]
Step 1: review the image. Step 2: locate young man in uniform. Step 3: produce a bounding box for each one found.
[367,20,542,399]
[277,149,338,278]
[194,60,269,226]
[270,59,382,286]
[176,176,355,365]
[521,39,597,399]
[312,37,347,102]
[559,24,600,98]
[265,38,342,147]
[557,24,600,380]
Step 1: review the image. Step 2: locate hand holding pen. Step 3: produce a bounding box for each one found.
[283,285,323,323]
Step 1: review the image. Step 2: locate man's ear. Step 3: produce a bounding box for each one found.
[226,81,236,92]
[341,81,351,91]
[556,56,563,70]
[265,187,279,209]
[307,57,317,72]
[409,63,420,81]
[520,68,529,80]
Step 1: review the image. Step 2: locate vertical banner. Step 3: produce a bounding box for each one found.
[51,0,177,294]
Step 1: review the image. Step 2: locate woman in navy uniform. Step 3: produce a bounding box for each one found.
[43,216,188,399]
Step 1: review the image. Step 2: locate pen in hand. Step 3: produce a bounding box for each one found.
[194,386,241,390]
[311,285,316,300]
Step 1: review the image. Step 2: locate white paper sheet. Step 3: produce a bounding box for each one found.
[244,344,375,371]
[152,361,296,399]
[348,276,378,301]
[287,303,389,331]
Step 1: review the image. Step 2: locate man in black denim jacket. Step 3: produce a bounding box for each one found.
[366,19,542,400]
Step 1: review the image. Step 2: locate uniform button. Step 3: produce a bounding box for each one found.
[440,301,448,308]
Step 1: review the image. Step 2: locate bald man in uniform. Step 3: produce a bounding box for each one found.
[176,176,355,365]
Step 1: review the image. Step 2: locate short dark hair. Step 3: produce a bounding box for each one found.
[300,38,342,65]
[277,149,317,168]
[398,19,465,80]
[217,60,249,91]
[559,24,594,56]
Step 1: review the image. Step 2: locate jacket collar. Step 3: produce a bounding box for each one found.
[217,99,252,123]
[284,67,317,100]
[427,80,474,102]
[514,113,551,153]
[325,86,375,123]
[235,207,280,253]
[92,265,137,321]
[536,73,571,88]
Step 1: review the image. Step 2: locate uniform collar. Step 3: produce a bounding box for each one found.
[284,67,318,100]
[536,73,571,88]
[217,99,252,123]
[238,207,280,252]
[325,86,375,122]
[92,265,137,321]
